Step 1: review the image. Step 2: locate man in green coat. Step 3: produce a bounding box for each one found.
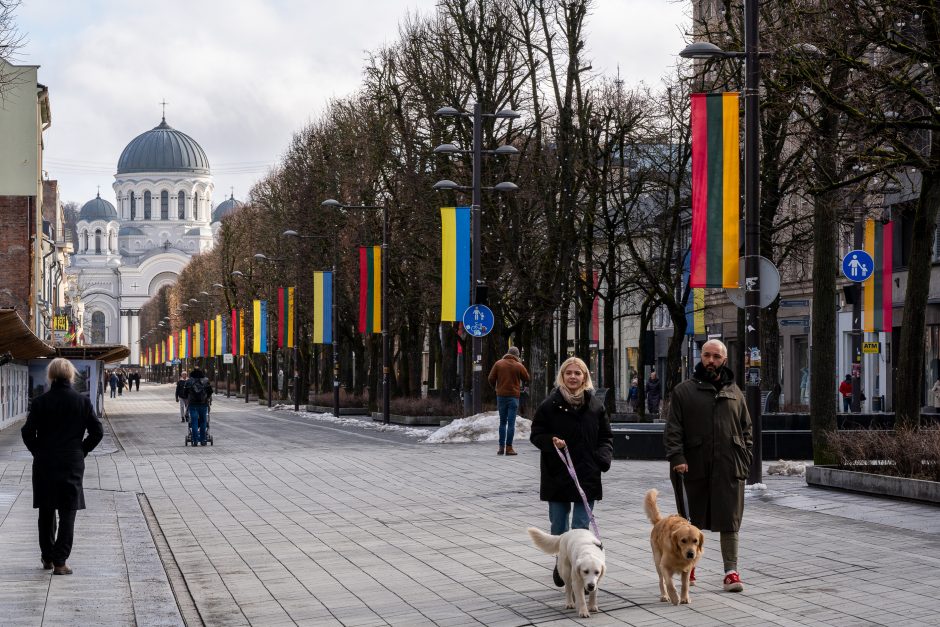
[664,339,752,593]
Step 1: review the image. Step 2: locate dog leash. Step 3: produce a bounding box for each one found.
[555,446,602,542]
[678,473,691,521]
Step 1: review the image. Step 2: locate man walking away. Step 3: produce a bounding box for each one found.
[134,371,140,391]
[664,339,752,593]
[183,369,213,446]
[175,372,190,423]
[839,375,852,412]
[488,346,530,456]
[108,371,117,398]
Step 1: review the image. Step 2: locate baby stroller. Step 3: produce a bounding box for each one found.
[184,404,214,446]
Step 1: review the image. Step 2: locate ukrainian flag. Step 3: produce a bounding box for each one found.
[440,207,471,321]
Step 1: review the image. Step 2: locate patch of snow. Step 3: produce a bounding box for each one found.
[767,460,807,476]
[281,407,434,439]
[423,411,532,444]
[744,483,768,491]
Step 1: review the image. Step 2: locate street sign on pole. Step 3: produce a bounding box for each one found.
[462,304,494,337]
[726,256,780,309]
[842,249,874,282]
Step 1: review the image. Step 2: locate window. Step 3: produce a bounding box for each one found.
[178,191,185,219]
[160,190,169,220]
[130,191,136,219]
[193,192,199,221]
[91,311,106,344]
[108,230,114,253]
[144,191,152,220]
[94,229,102,254]
[83,230,89,252]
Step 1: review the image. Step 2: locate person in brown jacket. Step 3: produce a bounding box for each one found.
[488,346,530,455]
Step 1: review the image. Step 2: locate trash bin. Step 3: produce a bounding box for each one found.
[872,395,883,412]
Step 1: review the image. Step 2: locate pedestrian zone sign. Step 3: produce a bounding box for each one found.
[462,304,494,337]
[842,250,874,282]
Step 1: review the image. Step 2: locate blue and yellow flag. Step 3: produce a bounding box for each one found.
[253,300,267,354]
[313,272,332,344]
[440,207,471,321]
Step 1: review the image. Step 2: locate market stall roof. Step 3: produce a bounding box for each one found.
[0,309,56,359]
[56,345,130,364]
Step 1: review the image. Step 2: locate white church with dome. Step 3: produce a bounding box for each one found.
[68,116,241,364]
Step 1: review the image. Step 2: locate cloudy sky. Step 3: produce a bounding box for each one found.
[14,0,690,208]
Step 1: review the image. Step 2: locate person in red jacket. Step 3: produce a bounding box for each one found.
[838,375,853,412]
[488,346,530,455]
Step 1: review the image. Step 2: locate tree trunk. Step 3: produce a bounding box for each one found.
[810,185,839,464]
[761,298,782,412]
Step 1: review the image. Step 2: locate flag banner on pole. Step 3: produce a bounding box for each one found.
[219,314,227,355]
[278,287,295,348]
[683,250,706,335]
[313,272,332,344]
[690,92,740,288]
[182,329,189,359]
[209,318,216,357]
[359,246,382,334]
[169,335,176,362]
[193,323,201,357]
[253,300,267,353]
[231,309,239,355]
[204,320,210,357]
[440,207,471,321]
[864,219,894,332]
[215,314,223,355]
[239,309,245,356]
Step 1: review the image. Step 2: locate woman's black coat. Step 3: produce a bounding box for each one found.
[21,381,103,510]
[530,388,613,502]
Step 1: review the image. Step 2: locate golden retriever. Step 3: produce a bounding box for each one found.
[644,488,704,605]
[528,527,605,618]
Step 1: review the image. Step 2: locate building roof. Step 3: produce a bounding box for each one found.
[117,118,210,175]
[118,225,144,236]
[78,194,118,222]
[211,195,243,223]
[56,344,130,364]
[0,309,56,359]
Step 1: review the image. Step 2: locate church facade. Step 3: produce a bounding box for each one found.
[68,117,238,364]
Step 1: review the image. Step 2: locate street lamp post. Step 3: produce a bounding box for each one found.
[319,201,390,424]
[282,230,338,417]
[433,103,520,415]
[231,270,252,404]
[254,253,284,408]
[680,1,763,483]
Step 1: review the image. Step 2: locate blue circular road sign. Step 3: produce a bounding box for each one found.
[462,304,495,337]
[841,249,874,282]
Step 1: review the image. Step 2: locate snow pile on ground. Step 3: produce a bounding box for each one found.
[767,460,807,476]
[270,405,434,439]
[423,411,532,444]
[744,483,768,491]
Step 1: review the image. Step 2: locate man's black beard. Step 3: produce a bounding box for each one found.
[695,361,721,381]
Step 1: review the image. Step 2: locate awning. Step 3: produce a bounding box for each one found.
[56,345,130,364]
[0,309,56,359]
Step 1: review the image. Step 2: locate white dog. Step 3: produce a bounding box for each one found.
[528,527,606,618]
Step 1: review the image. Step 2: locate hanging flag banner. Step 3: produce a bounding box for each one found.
[690,92,740,288]
[278,287,295,348]
[864,219,894,332]
[169,335,176,362]
[359,246,382,334]
[208,317,215,357]
[683,250,706,335]
[440,206,471,321]
[193,323,201,358]
[253,300,267,353]
[313,271,332,344]
[231,309,239,355]
[239,308,246,356]
[215,314,223,355]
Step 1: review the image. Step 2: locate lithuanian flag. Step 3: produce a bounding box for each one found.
[440,207,471,321]
[690,92,740,288]
[864,219,893,332]
[359,246,382,334]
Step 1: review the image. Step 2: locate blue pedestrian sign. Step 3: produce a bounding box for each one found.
[842,250,874,282]
[462,304,494,337]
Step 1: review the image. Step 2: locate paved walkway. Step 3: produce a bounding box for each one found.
[0,384,939,626]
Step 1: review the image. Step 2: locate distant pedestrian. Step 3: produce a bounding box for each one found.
[175,371,190,423]
[108,372,117,398]
[117,372,125,396]
[664,339,752,593]
[627,378,639,412]
[530,356,612,586]
[21,358,103,575]
[488,346,530,456]
[839,375,853,412]
[183,369,213,446]
[133,371,140,391]
[645,371,662,414]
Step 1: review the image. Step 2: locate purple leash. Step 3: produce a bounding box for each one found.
[555,446,602,542]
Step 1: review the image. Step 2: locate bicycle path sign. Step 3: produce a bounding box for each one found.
[462,304,494,337]
[842,250,874,282]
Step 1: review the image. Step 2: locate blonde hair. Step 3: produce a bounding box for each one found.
[47,358,76,383]
[555,356,594,392]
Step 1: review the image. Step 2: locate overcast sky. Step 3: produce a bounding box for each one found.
[14,0,690,208]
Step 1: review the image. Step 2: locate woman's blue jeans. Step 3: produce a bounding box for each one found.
[548,500,595,535]
[497,396,519,447]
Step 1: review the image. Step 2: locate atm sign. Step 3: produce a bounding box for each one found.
[862,342,881,354]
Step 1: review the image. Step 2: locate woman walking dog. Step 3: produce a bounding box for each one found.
[530,356,613,585]
[21,358,103,575]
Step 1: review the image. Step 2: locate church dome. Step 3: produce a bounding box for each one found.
[79,194,117,221]
[212,195,243,223]
[117,118,210,175]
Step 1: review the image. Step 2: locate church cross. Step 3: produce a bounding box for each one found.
[130,282,140,291]
[160,99,169,120]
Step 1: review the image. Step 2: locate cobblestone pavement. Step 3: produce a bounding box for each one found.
[1,384,939,626]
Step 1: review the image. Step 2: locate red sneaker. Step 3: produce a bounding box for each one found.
[723,571,744,592]
[689,567,696,586]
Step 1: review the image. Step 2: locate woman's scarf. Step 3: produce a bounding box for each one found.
[559,385,586,407]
